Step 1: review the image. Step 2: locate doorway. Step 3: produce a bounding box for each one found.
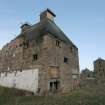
[49,80,60,92]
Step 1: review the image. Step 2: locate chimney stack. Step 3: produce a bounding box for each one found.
[40,9,56,21]
[21,23,31,33]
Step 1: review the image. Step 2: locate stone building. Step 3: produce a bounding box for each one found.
[81,68,94,79]
[0,9,79,95]
[94,58,105,79]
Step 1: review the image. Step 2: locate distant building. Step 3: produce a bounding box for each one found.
[0,9,80,95]
[81,68,94,79]
[94,58,105,79]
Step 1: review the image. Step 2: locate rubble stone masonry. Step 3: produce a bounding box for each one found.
[0,9,80,95]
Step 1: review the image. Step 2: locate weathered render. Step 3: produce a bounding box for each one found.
[0,69,38,94]
[0,9,80,95]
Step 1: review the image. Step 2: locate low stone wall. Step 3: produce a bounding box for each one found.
[0,69,39,94]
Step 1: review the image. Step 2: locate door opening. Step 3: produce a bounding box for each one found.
[49,80,60,92]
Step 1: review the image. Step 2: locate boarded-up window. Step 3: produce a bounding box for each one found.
[47,67,59,78]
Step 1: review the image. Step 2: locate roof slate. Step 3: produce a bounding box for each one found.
[16,18,77,48]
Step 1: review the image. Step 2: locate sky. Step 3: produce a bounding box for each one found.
[0,0,105,71]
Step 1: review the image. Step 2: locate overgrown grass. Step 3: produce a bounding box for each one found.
[0,83,105,105]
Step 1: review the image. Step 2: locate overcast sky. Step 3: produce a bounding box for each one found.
[0,0,105,70]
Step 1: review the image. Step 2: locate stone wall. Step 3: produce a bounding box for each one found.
[0,32,79,94]
[38,33,80,93]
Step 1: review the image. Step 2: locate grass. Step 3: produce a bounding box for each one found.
[0,83,105,105]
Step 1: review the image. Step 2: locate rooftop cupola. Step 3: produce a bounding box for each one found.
[40,9,56,21]
[21,23,31,33]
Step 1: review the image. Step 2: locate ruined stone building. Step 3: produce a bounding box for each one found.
[94,58,105,79]
[81,68,94,79]
[0,9,79,95]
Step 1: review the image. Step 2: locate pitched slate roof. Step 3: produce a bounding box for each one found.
[17,18,77,48]
[94,58,105,63]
